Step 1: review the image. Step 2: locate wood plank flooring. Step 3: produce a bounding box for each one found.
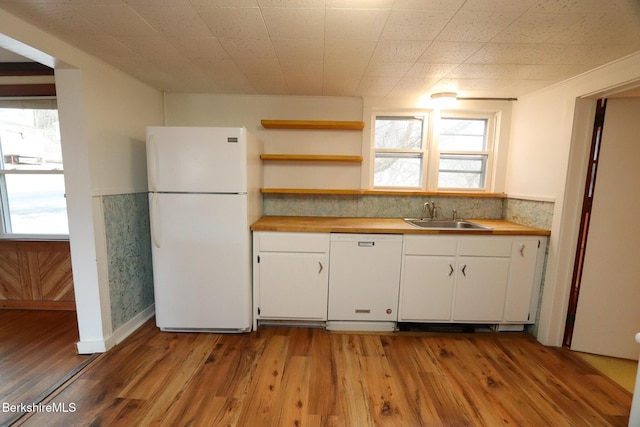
[0,310,92,427]
[15,320,633,426]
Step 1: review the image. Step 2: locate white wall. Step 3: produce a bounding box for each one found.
[0,8,163,352]
[508,51,640,346]
[164,94,363,189]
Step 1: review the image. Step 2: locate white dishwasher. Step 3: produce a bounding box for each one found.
[327,233,403,331]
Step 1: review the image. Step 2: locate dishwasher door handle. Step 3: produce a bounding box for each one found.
[358,241,375,247]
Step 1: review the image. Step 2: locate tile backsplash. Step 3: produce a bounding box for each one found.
[103,193,155,330]
[264,193,553,230]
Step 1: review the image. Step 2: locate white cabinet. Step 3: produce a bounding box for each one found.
[399,235,547,325]
[252,230,547,330]
[504,237,547,323]
[400,236,457,321]
[327,234,402,328]
[252,232,329,329]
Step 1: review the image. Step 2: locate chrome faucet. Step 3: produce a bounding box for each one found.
[423,201,439,219]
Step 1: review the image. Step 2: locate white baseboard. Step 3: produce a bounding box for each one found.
[75,304,155,354]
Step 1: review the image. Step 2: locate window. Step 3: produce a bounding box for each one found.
[373,116,426,188]
[372,112,495,191]
[0,107,68,236]
[437,116,491,190]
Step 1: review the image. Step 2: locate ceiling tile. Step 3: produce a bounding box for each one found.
[418,41,484,63]
[528,0,605,14]
[1,0,638,99]
[325,8,390,40]
[272,39,324,62]
[385,76,440,97]
[169,37,231,65]
[551,9,640,44]
[324,60,369,79]
[405,62,458,79]
[327,0,394,8]
[370,40,432,62]
[355,76,401,97]
[246,73,289,95]
[364,61,413,78]
[380,9,454,41]
[261,7,325,40]
[198,7,270,40]
[436,11,521,42]
[324,39,377,62]
[234,58,282,75]
[322,76,360,96]
[219,39,277,60]
[258,0,325,7]
[284,74,323,96]
[127,2,214,40]
[492,12,586,43]
[75,4,158,38]
[392,0,465,11]
[189,0,259,8]
[461,0,537,13]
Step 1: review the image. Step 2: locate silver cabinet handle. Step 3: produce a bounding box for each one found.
[318,261,323,274]
[358,241,375,247]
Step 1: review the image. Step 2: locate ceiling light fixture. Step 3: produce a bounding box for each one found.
[430,92,458,109]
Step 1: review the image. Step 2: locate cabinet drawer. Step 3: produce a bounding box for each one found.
[404,235,457,256]
[255,232,329,253]
[459,238,512,257]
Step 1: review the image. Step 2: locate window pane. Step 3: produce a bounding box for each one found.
[438,154,487,189]
[3,174,68,234]
[374,154,422,187]
[0,108,62,171]
[375,116,423,149]
[439,118,487,151]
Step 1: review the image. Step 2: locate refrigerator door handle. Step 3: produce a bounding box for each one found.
[148,134,158,191]
[150,193,161,248]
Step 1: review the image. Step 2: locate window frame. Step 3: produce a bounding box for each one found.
[370,110,497,193]
[0,105,68,240]
[371,114,430,190]
[431,111,496,192]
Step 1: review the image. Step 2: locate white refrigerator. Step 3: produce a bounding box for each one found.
[146,126,262,332]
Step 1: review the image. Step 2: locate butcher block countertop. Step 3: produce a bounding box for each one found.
[251,216,551,236]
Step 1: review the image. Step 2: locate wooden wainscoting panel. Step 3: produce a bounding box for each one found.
[0,241,23,300]
[38,249,74,301]
[0,240,74,310]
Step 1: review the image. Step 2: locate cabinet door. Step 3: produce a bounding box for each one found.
[504,238,544,323]
[257,252,328,320]
[400,256,456,321]
[453,257,510,322]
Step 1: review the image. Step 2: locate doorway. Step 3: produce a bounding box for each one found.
[565,96,640,360]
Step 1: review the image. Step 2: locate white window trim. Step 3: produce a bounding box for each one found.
[369,109,498,193]
[433,110,497,192]
[370,112,429,191]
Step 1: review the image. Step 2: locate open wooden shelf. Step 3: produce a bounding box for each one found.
[261,120,365,130]
[260,154,363,163]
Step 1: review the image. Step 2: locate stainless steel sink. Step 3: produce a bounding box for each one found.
[404,218,492,230]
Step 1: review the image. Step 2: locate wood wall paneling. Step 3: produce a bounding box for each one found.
[0,241,75,310]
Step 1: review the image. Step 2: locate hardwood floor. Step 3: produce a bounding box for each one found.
[0,310,92,427]
[15,320,632,427]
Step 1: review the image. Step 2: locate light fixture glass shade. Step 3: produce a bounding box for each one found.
[431,92,458,108]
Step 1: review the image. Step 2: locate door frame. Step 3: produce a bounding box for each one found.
[563,98,607,347]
